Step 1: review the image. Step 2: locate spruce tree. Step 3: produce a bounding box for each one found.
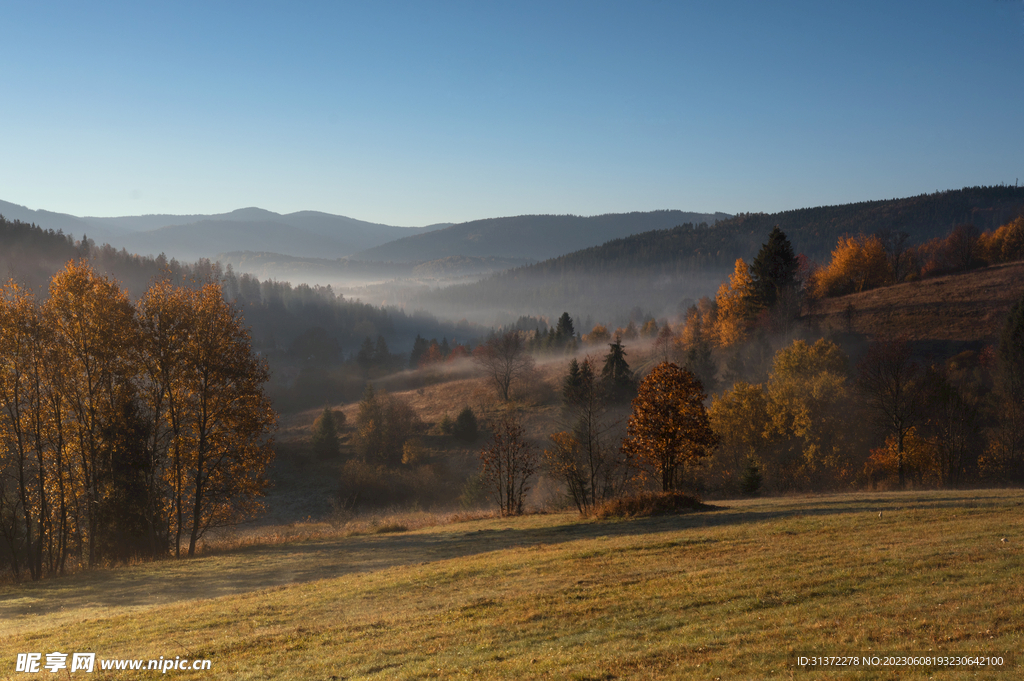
[601,338,635,403]
[311,406,342,459]
[750,226,798,309]
[555,312,576,348]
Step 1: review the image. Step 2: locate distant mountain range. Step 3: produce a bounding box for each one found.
[0,200,450,261]
[355,210,732,262]
[410,186,1024,325]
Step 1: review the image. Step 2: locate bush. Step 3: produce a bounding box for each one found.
[337,460,450,510]
[593,491,707,519]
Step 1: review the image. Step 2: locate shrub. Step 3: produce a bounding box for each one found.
[593,491,706,519]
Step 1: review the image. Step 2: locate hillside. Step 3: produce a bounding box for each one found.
[355,210,731,262]
[2,491,1020,678]
[410,186,1024,326]
[216,251,533,289]
[803,261,1024,346]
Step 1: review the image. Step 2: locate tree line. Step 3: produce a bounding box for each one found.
[0,262,275,579]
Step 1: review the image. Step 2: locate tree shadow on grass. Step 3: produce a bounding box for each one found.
[1,489,1018,633]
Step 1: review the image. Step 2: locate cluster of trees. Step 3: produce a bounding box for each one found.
[409,335,474,369]
[708,321,1024,494]
[809,215,1024,299]
[0,262,275,579]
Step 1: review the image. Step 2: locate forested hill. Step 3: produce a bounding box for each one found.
[0,214,474,361]
[355,210,732,262]
[715,185,1024,262]
[413,186,1024,325]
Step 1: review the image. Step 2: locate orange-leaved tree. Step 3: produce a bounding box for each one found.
[713,258,757,347]
[621,362,719,492]
[177,283,276,557]
[810,234,890,298]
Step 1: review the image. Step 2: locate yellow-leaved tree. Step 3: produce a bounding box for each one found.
[713,258,757,347]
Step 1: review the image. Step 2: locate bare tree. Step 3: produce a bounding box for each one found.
[480,411,538,515]
[946,224,981,272]
[474,331,535,402]
[878,227,912,283]
[858,337,927,489]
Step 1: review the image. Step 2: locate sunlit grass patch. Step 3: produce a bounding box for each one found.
[1,490,1022,679]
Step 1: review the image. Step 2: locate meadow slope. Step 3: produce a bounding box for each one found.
[1,490,1021,679]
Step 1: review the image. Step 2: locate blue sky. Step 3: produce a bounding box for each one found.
[2,1,1022,225]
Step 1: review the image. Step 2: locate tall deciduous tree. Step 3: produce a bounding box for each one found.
[859,337,926,489]
[480,411,538,515]
[714,258,757,347]
[178,283,276,557]
[547,357,629,514]
[984,294,1024,481]
[621,362,719,492]
[474,331,535,402]
[45,261,140,567]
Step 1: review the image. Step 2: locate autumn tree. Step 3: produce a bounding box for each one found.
[480,411,538,515]
[677,300,717,393]
[977,216,1024,264]
[877,227,913,283]
[766,339,856,489]
[45,261,141,567]
[176,283,276,557]
[709,381,774,494]
[584,324,611,346]
[982,294,1024,482]
[714,258,757,347]
[354,385,421,466]
[474,331,535,402]
[810,234,889,298]
[621,362,719,492]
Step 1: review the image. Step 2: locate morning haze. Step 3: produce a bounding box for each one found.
[2,1,1022,678]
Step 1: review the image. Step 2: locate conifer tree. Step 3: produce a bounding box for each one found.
[311,406,341,458]
[750,226,798,309]
[601,338,635,403]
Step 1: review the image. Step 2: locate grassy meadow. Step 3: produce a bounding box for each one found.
[2,489,1022,679]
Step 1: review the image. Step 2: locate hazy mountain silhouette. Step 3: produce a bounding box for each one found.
[354,210,732,262]
[0,199,451,261]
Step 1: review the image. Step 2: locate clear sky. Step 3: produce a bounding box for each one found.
[2,1,1022,225]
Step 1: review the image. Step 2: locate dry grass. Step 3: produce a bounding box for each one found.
[3,490,1022,679]
[804,261,1024,344]
[200,509,501,554]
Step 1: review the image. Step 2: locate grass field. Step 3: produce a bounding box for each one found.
[2,490,1022,679]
